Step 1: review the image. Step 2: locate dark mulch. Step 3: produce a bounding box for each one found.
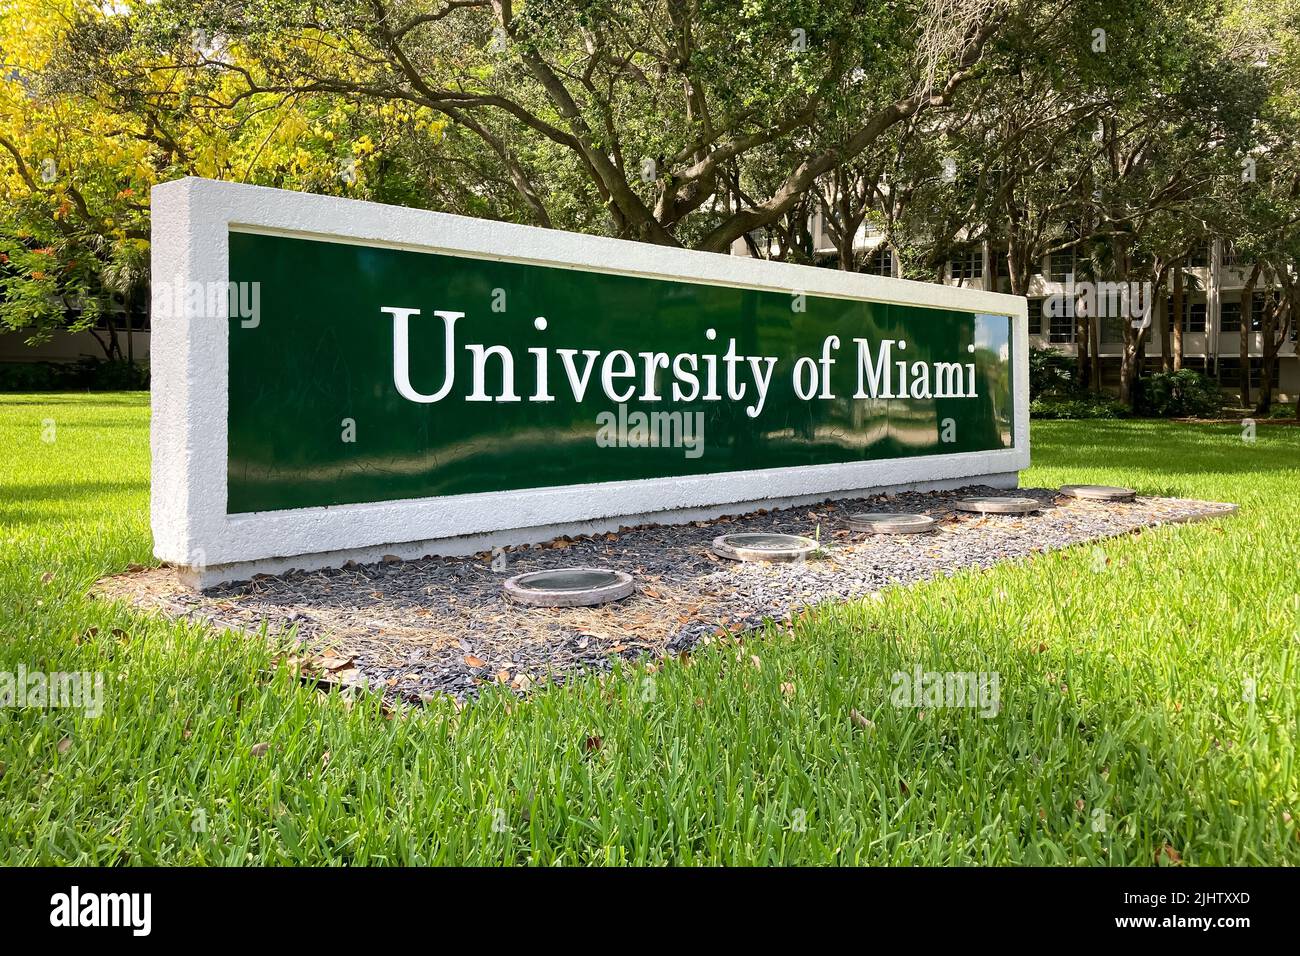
[95,484,1237,704]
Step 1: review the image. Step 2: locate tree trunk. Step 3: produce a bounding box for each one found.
[1254,292,1288,416]
[1119,338,1138,408]
[1075,306,1089,391]
[105,314,122,363]
[1170,265,1183,371]
[1160,289,1172,372]
[1239,264,1261,409]
[126,290,136,367]
[1118,265,1143,410]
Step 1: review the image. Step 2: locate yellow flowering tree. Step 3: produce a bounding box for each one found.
[0,0,443,356]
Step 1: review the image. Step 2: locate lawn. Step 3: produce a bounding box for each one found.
[1,392,1297,865]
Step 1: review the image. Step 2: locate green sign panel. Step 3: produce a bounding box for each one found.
[227,231,1013,515]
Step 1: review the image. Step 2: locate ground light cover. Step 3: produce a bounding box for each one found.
[0,393,1297,865]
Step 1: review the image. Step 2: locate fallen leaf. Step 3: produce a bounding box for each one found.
[496,669,511,684]
[250,742,270,758]
[1156,843,1183,866]
[1075,799,1086,812]
[750,655,762,670]
[464,655,486,668]
[57,737,72,754]
[317,656,354,672]
[849,709,875,732]
[780,682,796,699]
[40,571,55,585]
[584,735,603,753]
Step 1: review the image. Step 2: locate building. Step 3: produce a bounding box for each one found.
[774,219,1299,405]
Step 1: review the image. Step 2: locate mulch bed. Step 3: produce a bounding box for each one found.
[94,485,1237,704]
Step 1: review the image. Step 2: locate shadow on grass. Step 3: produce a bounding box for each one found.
[0,479,148,527]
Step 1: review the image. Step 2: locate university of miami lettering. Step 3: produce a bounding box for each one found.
[381,306,980,415]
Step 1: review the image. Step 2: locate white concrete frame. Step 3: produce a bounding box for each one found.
[151,177,1030,587]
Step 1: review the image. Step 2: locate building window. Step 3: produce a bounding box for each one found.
[1048,308,1073,343]
[1027,298,1043,335]
[1100,316,1126,344]
[1220,299,1241,332]
[1221,293,1278,332]
[1218,358,1279,390]
[1048,250,1076,282]
[949,249,983,280]
[1221,243,1244,268]
[1166,297,1206,333]
[1251,291,1280,330]
[864,246,893,277]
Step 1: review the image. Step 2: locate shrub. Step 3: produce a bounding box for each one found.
[1137,368,1222,418]
[0,358,149,392]
[1028,346,1080,400]
[1029,396,1130,419]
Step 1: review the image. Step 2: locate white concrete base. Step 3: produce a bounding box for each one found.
[176,471,1020,589]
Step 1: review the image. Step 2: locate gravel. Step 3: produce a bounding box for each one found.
[94,484,1237,704]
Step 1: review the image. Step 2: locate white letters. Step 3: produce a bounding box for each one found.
[382,306,983,411]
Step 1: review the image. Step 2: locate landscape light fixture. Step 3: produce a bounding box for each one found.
[502,568,635,607]
[955,496,1044,515]
[711,533,820,562]
[848,513,939,534]
[1058,485,1137,502]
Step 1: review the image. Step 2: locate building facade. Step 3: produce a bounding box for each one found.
[779,220,1299,405]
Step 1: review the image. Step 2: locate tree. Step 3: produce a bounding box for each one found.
[58,0,1023,252]
[0,0,449,353]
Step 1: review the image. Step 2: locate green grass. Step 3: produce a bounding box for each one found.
[1,392,1297,865]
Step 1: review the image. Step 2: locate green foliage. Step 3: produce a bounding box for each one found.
[0,358,148,391]
[1028,346,1080,400]
[1030,396,1130,420]
[1137,368,1224,419]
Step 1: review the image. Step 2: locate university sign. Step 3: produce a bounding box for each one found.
[151,179,1028,586]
